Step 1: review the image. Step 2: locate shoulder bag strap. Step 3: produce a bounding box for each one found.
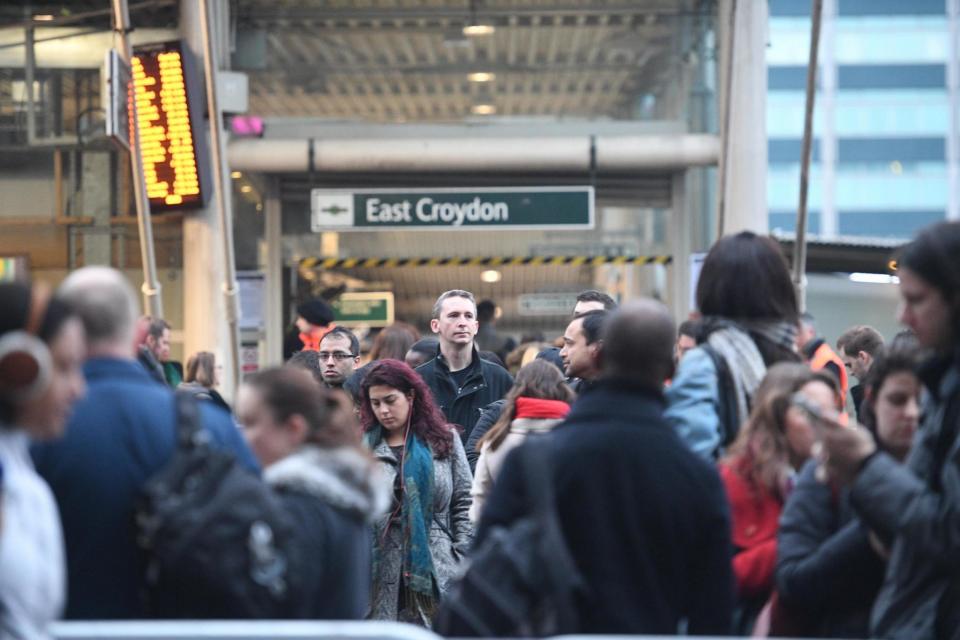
[174,390,204,451]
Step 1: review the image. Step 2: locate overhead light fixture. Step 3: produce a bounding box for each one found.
[463,0,494,36]
[468,71,495,82]
[32,14,55,21]
[849,272,899,285]
[472,104,496,115]
[230,171,242,179]
[240,185,253,194]
[480,269,502,283]
[463,23,495,36]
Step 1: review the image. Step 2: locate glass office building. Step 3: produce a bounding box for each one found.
[767,0,959,238]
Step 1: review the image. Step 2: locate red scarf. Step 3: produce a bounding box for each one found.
[514,396,570,420]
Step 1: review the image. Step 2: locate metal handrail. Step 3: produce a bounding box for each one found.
[51,620,443,640]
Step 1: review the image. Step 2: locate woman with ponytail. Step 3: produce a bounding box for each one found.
[469,360,574,522]
[359,359,473,627]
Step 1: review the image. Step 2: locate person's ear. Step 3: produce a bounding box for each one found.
[430,318,440,334]
[286,413,309,446]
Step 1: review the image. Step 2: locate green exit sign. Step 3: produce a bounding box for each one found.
[332,292,395,328]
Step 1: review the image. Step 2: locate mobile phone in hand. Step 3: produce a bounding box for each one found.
[790,392,842,434]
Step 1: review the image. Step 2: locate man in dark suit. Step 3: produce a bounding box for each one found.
[477,299,734,635]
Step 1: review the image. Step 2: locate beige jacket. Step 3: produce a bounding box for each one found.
[468,417,563,523]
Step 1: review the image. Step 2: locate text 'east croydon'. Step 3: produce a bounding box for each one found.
[365,197,510,226]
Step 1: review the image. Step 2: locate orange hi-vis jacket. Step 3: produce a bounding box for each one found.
[299,323,336,352]
[809,342,849,409]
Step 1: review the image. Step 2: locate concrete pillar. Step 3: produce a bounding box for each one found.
[263,177,283,367]
[180,0,237,400]
[669,171,693,321]
[717,0,769,235]
[80,151,113,266]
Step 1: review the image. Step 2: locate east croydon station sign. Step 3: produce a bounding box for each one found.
[310,187,594,232]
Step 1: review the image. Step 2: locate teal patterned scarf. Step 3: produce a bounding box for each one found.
[366,426,438,619]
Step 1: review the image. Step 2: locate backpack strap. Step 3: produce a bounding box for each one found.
[517,438,556,520]
[174,390,204,450]
[699,344,741,452]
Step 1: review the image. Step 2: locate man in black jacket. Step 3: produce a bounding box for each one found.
[477,299,734,635]
[416,289,513,442]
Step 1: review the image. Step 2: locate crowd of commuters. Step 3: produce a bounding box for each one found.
[0,220,958,638]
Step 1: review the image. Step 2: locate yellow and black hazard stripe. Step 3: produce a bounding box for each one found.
[299,255,673,269]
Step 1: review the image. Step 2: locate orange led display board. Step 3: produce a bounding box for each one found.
[131,41,209,210]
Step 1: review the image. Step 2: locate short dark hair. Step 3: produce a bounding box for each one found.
[696,232,798,324]
[859,344,923,435]
[147,317,170,339]
[575,290,617,311]
[678,319,701,340]
[477,300,497,323]
[285,350,324,384]
[837,325,884,358]
[577,310,607,345]
[321,326,359,356]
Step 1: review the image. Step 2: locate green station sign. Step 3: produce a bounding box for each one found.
[311,186,594,232]
[331,292,395,328]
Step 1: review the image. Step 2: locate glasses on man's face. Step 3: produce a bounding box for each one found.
[318,351,355,361]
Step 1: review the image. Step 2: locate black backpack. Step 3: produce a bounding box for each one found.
[435,440,585,636]
[135,392,304,618]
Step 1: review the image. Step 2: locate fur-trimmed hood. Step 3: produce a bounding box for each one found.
[264,445,390,523]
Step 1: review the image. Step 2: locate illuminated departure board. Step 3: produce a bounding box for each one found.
[131,41,208,210]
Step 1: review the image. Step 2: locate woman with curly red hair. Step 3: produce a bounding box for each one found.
[359,359,473,627]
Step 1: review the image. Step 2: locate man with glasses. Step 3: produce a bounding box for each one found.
[317,327,361,392]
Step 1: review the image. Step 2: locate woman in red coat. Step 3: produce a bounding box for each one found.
[719,362,842,632]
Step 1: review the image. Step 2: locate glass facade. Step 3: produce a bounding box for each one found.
[767,1,959,239]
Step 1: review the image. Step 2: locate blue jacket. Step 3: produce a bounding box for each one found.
[664,346,724,459]
[31,358,258,620]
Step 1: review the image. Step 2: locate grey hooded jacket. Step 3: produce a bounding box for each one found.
[264,445,389,620]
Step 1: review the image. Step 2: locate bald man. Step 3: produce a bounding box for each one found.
[476,300,734,635]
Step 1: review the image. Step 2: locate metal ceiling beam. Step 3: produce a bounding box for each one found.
[238,4,699,23]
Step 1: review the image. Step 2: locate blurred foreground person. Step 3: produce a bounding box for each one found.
[0,283,85,639]
[477,300,734,635]
[666,232,800,460]
[359,359,473,626]
[718,363,842,633]
[469,360,574,522]
[821,221,960,639]
[776,345,922,638]
[31,267,257,620]
[236,368,387,618]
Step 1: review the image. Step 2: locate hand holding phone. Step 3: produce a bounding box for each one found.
[790,392,845,435]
